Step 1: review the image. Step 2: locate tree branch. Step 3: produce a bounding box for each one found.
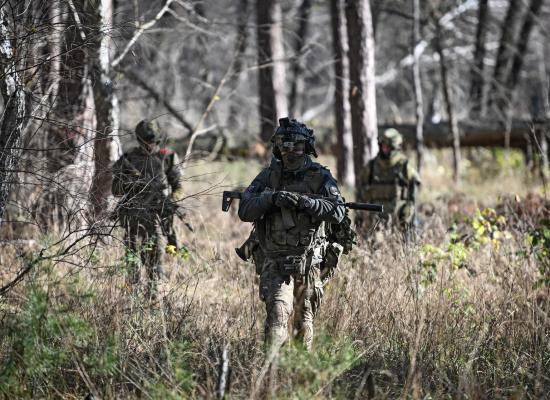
[123,68,194,133]
[111,0,175,68]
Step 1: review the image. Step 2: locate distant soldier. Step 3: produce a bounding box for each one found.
[238,118,345,352]
[111,120,184,296]
[358,128,420,236]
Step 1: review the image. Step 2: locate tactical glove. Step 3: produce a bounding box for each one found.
[298,195,315,210]
[273,191,300,209]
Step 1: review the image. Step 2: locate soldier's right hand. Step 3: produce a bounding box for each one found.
[273,191,300,209]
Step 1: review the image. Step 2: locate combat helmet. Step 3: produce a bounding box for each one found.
[378,128,403,150]
[135,120,162,144]
[270,117,318,159]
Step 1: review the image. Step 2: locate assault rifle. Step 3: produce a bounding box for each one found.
[221,190,383,213]
[223,190,383,265]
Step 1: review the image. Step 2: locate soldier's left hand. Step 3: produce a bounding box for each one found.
[273,191,301,209]
[298,195,315,210]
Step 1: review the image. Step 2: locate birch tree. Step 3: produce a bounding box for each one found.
[0,6,27,222]
[89,0,121,218]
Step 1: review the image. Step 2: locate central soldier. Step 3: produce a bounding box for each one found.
[238,118,345,351]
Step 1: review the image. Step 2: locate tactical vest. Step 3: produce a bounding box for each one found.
[257,160,327,259]
[123,148,171,196]
[364,157,409,214]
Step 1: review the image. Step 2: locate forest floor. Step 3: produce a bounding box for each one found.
[1,150,549,399]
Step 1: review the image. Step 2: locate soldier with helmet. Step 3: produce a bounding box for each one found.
[238,117,345,352]
[358,128,420,235]
[111,120,184,297]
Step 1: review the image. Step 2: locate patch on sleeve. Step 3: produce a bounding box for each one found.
[329,185,340,196]
[244,184,256,194]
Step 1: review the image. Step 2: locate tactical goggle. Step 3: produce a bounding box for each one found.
[274,135,306,152]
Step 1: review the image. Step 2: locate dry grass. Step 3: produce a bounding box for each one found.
[1,153,549,399]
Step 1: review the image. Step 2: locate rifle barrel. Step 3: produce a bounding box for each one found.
[344,202,383,212]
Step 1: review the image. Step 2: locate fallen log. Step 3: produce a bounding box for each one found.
[380,119,543,149]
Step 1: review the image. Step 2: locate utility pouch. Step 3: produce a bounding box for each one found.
[279,255,306,276]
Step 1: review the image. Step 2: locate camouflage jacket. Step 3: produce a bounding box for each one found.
[238,157,345,261]
[111,146,183,213]
[359,151,420,220]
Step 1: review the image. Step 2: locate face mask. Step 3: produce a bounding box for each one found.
[280,141,306,170]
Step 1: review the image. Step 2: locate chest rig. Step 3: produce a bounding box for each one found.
[132,148,169,186]
[364,157,409,213]
[120,148,172,205]
[258,160,327,259]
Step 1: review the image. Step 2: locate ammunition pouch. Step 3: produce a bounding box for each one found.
[328,214,357,254]
[277,254,308,276]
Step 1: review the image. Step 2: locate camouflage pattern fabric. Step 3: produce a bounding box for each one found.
[358,151,420,233]
[239,157,345,351]
[111,145,183,295]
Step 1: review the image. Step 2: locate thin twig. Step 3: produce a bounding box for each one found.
[123,68,194,132]
[111,0,175,68]
[181,48,239,169]
[66,0,86,40]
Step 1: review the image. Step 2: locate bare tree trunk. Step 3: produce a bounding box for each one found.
[345,0,378,198]
[228,0,250,130]
[535,36,548,176]
[288,0,312,118]
[488,0,522,117]
[412,0,424,174]
[469,0,489,118]
[380,120,535,149]
[47,1,62,111]
[330,0,354,187]
[89,0,121,218]
[35,0,96,231]
[434,21,460,184]
[370,0,383,38]
[505,0,544,95]
[0,7,27,222]
[256,0,288,142]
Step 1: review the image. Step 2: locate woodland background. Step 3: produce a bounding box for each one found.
[0,0,549,398]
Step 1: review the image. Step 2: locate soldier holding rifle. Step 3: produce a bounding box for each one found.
[223,118,382,352]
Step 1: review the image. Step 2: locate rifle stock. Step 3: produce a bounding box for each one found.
[222,191,242,212]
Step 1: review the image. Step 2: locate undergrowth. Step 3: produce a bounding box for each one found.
[0,157,549,398]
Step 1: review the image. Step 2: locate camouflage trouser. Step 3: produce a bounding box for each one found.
[259,258,323,352]
[120,213,166,297]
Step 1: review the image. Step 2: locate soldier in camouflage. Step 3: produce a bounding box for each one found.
[111,120,184,296]
[238,118,345,352]
[358,128,420,235]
